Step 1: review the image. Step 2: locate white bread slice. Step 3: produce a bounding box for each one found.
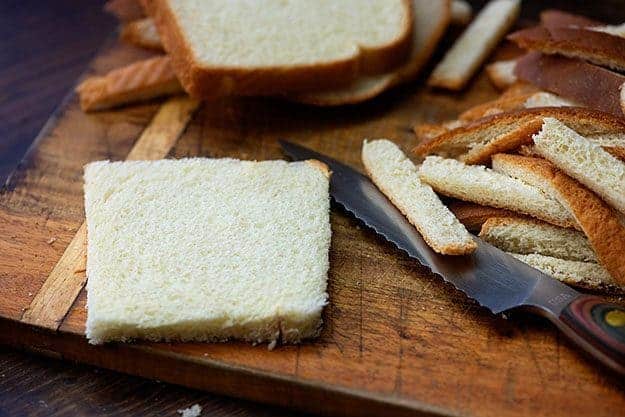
[121,18,163,51]
[479,217,596,262]
[533,118,625,215]
[290,0,450,106]
[509,253,622,293]
[450,0,472,26]
[428,0,521,90]
[418,156,576,228]
[84,158,331,344]
[362,140,476,255]
[491,153,625,285]
[142,0,414,97]
[485,59,518,90]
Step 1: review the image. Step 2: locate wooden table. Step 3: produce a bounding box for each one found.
[1,1,625,416]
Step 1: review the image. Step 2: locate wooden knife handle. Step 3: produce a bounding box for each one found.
[551,295,625,375]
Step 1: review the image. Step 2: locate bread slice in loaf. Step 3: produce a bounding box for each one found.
[533,118,625,215]
[480,217,596,262]
[142,0,414,97]
[450,0,472,26]
[515,52,625,116]
[121,18,163,51]
[509,253,622,293]
[491,153,625,285]
[290,0,450,106]
[76,56,183,111]
[413,107,625,163]
[428,0,521,90]
[486,59,518,90]
[362,140,476,255]
[418,156,576,228]
[84,158,331,345]
[448,201,525,232]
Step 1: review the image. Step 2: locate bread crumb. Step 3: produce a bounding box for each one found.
[177,404,202,417]
[267,340,277,351]
[28,292,33,297]
[47,237,57,245]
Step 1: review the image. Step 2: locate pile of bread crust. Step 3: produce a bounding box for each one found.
[79,0,513,111]
[402,9,625,294]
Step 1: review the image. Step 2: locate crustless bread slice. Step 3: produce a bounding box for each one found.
[142,0,414,97]
[291,0,451,106]
[84,158,331,344]
[362,140,476,255]
[418,156,576,228]
[533,118,625,215]
[491,153,625,285]
[428,0,521,90]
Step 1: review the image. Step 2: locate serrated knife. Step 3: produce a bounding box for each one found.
[280,140,625,375]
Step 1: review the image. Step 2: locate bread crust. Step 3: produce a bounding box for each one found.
[413,107,625,160]
[493,154,625,285]
[76,56,183,111]
[539,9,602,30]
[120,18,163,51]
[448,201,525,232]
[515,52,625,117]
[289,0,451,106]
[143,0,415,97]
[508,26,625,73]
[104,0,146,22]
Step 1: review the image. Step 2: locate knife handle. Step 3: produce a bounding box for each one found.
[547,295,625,374]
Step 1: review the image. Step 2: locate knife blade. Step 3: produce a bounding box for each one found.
[280,140,625,375]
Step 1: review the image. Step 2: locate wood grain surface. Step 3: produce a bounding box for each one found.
[3,1,625,417]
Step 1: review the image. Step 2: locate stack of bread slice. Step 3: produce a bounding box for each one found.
[80,0,445,111]
[409,75,625,292]
[484,9,625,117]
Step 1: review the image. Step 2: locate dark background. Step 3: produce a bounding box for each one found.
[1,1,624,416]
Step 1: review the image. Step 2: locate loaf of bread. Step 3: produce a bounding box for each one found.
[142,0,415,97]
[362,139,476,255]
[84,158,331,345]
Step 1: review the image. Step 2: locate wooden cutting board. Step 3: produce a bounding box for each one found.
[1,36,625,417]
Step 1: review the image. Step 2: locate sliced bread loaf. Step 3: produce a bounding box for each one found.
[362,140,476,255]
[480,217,596,262]
[291,0,451,106]
[142,0,414,97]
[84,158,331,344]
[418,156,575,227]
[533,118,625,215]
[428,0,521,90]
[509,253,622,293]
[491,153,625,285]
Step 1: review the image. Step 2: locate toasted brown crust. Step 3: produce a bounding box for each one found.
[413,123,451,143]
[508,26,625,73]
[142,0,415,97]
[494,154,625,285]
[539,9,603,30]
[515,52,625,117]
[76,56,183,111]
[500,81,541,99]
[458,92,533,121]
[448,201,525,232]
[120,18,163,51]
[104,0,146,22]
[289,0,451,106]
[413,106,625,160]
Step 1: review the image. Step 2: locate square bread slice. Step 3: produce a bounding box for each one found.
[84,158,331,345]
[143,0,414,97]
